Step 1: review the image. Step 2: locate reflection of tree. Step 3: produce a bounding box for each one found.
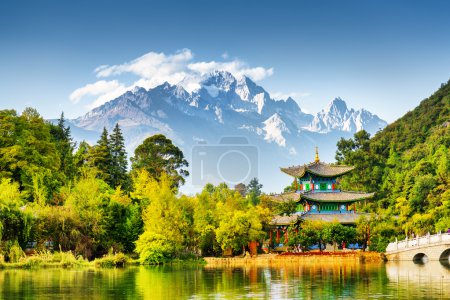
[0,268,142,299]
[1,262,448,298]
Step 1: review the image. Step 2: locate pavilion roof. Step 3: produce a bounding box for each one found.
[301,212,371,224]
[265,192,300,203]
[280,161,355,178]
[270,214,300,226]
[301,191,374,202]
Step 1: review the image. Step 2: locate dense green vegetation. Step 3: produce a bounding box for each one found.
[0,109,271,264]
[0,79,448,263]
[336,79,450,251]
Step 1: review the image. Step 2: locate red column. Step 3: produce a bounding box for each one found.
[276,229,280,243]
[284,229,289,244]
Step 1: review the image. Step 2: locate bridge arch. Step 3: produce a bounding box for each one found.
[412,253,428,263]
[439,248,450,261]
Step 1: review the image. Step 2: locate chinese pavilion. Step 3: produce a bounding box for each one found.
[268,148,374,246]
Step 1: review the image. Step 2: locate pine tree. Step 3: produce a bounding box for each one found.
[109,123,129,189]
[88,127,113,185]
[51,112,76,181]
[246,177,263,205]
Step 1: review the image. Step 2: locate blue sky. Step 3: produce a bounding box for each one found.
[1,0,450,123]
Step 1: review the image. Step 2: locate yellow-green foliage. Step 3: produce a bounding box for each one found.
[134,171,189,264]
[8,241,25,263]
[1,251,89,269]
[215,206,270,251]
[0,178,23,211]
[94,251,127,268]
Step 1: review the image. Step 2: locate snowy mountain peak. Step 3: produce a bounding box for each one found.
[235,75,265,102]
[325,97,349,115]
[307,97,387,134]
[263,113,290,147]
[202,70,236,92]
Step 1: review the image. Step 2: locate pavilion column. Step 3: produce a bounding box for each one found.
[269,230,273,246]
[284,229,289,244]
[276,229,280,243]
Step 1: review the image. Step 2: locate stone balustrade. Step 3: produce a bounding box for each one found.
[386,232,450,252]
[385,231,450,261]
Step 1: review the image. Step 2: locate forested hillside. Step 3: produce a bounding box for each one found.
[336,79,450,250]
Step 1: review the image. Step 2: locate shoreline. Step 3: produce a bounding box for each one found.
[204,251,383,267]
[0,251,383,270]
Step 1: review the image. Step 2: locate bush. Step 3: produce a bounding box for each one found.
[60,251,82,268]
[94,252,127,268]
[135,232,175,264]
[20,256,44,268]
[8,241,25,263]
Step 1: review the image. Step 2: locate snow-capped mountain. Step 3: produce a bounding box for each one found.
[307,97,386,134]
[69,71,387,193]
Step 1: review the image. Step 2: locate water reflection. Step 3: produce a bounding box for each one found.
[0,261,449,299]
[385,261,450,299]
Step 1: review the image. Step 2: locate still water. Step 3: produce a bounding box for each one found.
[1,261,449,299]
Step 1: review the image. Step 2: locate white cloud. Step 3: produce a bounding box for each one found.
[96,49,193,79]
[69,80,126,105]
[71,49,274,109]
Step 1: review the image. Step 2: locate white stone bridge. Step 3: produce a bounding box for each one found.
[385,232,450,262]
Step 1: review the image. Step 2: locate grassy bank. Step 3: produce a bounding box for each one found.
[0,251,137,269]
[0,251,206,269]
[204,251,383,267]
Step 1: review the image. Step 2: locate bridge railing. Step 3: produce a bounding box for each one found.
[386,231,450,252]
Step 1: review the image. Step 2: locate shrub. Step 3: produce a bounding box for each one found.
[94,252,127,268]
[8,241,25,263]
[60,251,78,268]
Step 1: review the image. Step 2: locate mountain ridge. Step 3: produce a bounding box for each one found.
[69,71,387,192]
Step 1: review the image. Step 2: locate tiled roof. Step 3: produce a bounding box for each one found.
[280,161,355,178]
[301,191,375,202]
[270,214,300,226]
[266,192,300,203]
[301,212,371,224]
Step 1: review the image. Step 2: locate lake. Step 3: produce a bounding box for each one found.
[1,260,449,299]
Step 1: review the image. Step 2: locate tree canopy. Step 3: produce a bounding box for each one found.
[131,134,189,187]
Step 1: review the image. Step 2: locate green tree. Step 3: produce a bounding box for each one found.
[295,221,320,252]
[50,112,76,181]
[0,108,62,201]
[134,171,190,263]
[246,177,263,205]
[73,140,91,174]
[109,123,129,189]
[88,127,113,185]
[215,206,269,253]
[131,134,189,187]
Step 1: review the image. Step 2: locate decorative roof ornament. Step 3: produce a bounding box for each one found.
[315,146,320,163]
